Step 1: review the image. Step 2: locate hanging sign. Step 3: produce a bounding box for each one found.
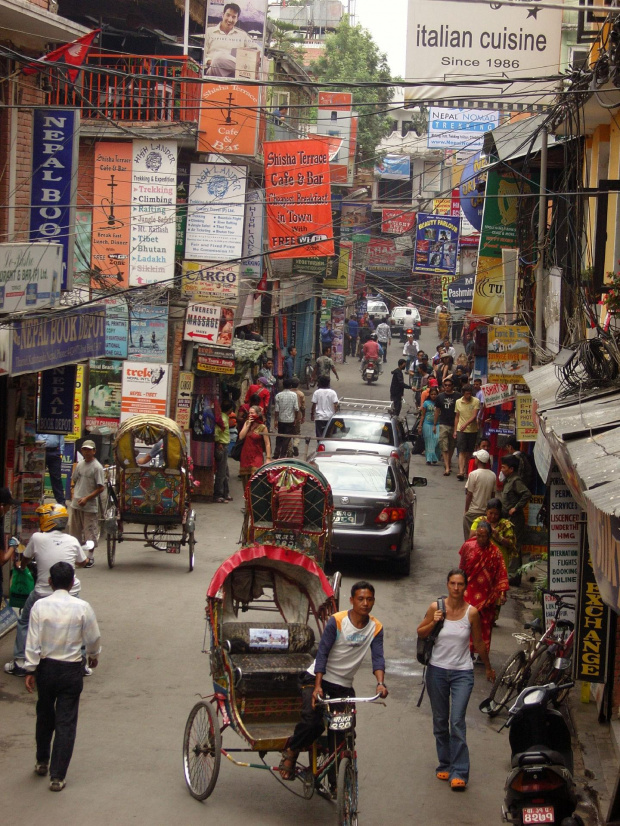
[481,382,513,408]
[381,209,416,235]
[86,359,123,432]
[488,325,530,384]
[548,466,580,594]
[186,163,247,261]
[102,296,128,359]
[196,345,235,374]
[0,242,62,312]
[38,365,77,433]
[198,83,259,156]
[184,303,235,347]
[120,361,171,421]
[175,371,195,430]
[71,363,85,438]
[575,546,611,683]
[515,394,539,440]
[181,261,239,302]
[241,190,264,280]
[428,108,499,150]
[128,305,168,362]
[414,213,460,275]
[91,141,132,287]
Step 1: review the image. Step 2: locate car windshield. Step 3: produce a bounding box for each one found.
[323,418,394,445]
[319,462,395,493]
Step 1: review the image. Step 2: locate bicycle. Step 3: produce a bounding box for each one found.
[302,354,316,389]
[486,591,575,717]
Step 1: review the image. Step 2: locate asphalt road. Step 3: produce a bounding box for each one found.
[0,325,542,825]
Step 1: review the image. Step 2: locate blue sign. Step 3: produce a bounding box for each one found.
[30,109,78,290]
[128,305,168,363]
[374,154,411,180]
[447,274,475,309]
[11,305,106,376]
[414,213,460,275]
[103,297,129,358]
[460,152,487,233]
[428,108,499,150]
[38,365,77,433]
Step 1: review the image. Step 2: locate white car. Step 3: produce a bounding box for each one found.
[390,306,422,340]
[367,299,389,318]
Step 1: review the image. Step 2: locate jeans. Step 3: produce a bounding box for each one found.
[378,342,388,362]
[287,674,354,752]
[14,588,81,664]
[35,659,84,780]
[315,420,329,438]
[274,421,295,459]
[425,664,474,782]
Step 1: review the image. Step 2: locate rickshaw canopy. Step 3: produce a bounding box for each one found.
[114,415,187,470]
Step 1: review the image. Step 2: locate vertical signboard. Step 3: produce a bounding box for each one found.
[30,109,79,290]
[128,305,168,362]
[515,395,538,441]
[38,366,77,433]
[487,325,530,384]
[72,363,85,438]
[120,362,171,421]
[186,164,247,261]
[102,296,128,359]
[548,466,580,599]
[175,371,195,430]
[414,213,460,275]
[92,142,132,287]
[130,140,177,286]
[198,84,259,155]
[86,359,123,432]
[241,189,264,280]
[575,539,611,683]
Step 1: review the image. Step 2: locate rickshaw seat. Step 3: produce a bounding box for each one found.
[222,621,314,653]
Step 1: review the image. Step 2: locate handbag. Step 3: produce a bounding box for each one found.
[416,596,445,665]
[230,437,245,462]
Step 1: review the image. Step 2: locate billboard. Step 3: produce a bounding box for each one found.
[128,305,168,362]
[381,209,416,235]
[405,0,563,108]
[181,261,240,301]
[198,83,259,155]
[186,164,247,260]
[487,325,530,384]
[204,0,266,79]
[316,92,353,184]
[120,362,170,420]
[428,108,499,150]
[374,154,411,180]
[414,213,460,275]
[92,141,132,287]
[0,243,61,312]
[184,302,235,347]
[86,359,122,432]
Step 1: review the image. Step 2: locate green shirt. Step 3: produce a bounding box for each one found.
[215,412,230,445]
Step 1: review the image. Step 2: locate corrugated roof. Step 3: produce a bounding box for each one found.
[540,391,620,440]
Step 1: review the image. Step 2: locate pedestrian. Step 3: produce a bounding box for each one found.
[5,504,88,677]
[433,377,461,476]
[311,375,339,438]
[68,440,104,567]
[453,384,481,481]
[390,359,407,417]
[320,320,334,349]
[282,347,297,382]
[37,434,66,505]
[376,317,391,363]
[470,499,517,580]
[347,316,359,360]
[458,523,509,654]
[291,376,305,457]
[244,378,272,425]
[418,386,440,465]
[500,454,532,585]
[467,436,491,475]
[410,361,430,410]
[442,338,456,360]
[238,405,271,487]
[0,487,18,600]
[437,306,450,341]
[417,568,495,790]
[314,345,339,383]
[437,353,455,388]
[502,437,534,490]
[279,581,387,780]
[24,560,101,792]
[214,400,234,503]
[462,449,497,539]
[402,334,418,371]
[258,358,277,411]
[357,318,371,359]
[274,379,300,459]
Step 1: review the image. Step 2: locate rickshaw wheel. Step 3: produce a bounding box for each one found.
[188,531,195,572]
[106,535,116,569]
[183,701,221,800]
[336,757,358,826]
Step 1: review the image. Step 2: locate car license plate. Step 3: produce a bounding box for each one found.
[166,542,181,554]
[334,510,355,524]
[522,807,554,823]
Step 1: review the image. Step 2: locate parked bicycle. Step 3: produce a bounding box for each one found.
[486,591,575,717]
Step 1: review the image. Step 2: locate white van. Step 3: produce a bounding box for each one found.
[367,299,389,318]
[389,306,422,340]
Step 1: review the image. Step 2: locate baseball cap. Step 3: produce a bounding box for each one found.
[473,449,490,464]
[82,439,96,450]
[0,487,17,505]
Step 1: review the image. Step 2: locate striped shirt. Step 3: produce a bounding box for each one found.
[24,589,101,672]
[275,390,299,423]
[309,610,384,688]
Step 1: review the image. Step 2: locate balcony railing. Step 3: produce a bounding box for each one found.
[45,53,201,123]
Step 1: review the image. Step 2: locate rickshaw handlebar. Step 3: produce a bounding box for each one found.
[317,693,383,704]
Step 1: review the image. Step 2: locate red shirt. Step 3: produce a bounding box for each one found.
[245,384,271,412]
[363,340,380,360]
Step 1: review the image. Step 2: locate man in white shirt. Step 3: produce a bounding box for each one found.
[204,2,258,78]
[274,378,300,459]
[311,375,339,438]
[24,561,101,791]
[375,319,391,363]
[463,449,497,539]
[5,504,87,677]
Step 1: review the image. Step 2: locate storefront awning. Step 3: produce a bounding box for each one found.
[0,0,90,46]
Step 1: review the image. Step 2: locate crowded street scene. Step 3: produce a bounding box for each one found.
[2,0,620,824]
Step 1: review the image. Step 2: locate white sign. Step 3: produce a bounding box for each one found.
[120,361,171,421]
[175,371,195,430]
[184,302,235,347]
[405,0,563,108]
[543,592,576,630]
[549,470,581,549]
[481,382,513,408]
[130,140,177,286]
[241,189,264,280]
[428,107,499,149]
[0,242,62,312]
[181,261,239,301]
[186,164,247,261]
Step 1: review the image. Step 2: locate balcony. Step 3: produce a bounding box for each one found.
[45,53,201,125]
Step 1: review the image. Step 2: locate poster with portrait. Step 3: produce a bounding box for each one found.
[203,0,267,79]
[414,213,460,275]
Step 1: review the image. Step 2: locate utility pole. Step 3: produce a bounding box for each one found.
[535,126,548,357]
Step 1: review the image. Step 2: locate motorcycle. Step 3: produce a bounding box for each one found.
[362,359,379,384]
[481,682,583,826]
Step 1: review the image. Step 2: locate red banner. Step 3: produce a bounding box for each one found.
[264,139,334,259]
[381,209,416,235]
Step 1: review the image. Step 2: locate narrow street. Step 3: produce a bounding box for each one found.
[0,327,547,825]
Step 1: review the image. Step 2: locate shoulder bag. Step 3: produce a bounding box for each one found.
[416,596,446,707]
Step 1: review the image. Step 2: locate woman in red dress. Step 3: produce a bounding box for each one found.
[239,405,271,487]
[458,522,509,653]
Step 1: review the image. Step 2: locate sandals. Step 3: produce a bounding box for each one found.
[443,471,451,476]
[278,748,299,781]
[451,778,467,790]
[436,771,450,781]
[456,474,465,481]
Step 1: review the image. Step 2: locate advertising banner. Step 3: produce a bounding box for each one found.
[381,209,416,235]
[428,108,499,150]
[264,139,333,259]
[38,366,76,433]
[515,394,538,441]
[198,83,259,155]
[447,273,474,309]
[130,140,177,286]
[404,0,563,107]
[0,243,61,312]
[324,243,350,290]
[575,547,611,683]
[11,305,106,376]
[367,238,410,271]
[72,364,85,438]
[92,142,132,287]
[186,164,247,260]
[181,261,240,301]
[120,362,170,421]
[204,0,266,79]
[86,359,122,431]
[481,382,513,408]
[241,189,264,280]
[487,325,529,384]
[128,305,168,362]
[175,371,195,430]
[30,109,78,290]
[316,92,353,184]
[102,296,128,359]
[341,202,372,238]
[460,246,479,277]
[74,210,92,284]
[196,345,235,374]
[414,213,460,275]
[441,274,455,304]
[459,152,487,233]
[175,163,190,259]
[292,257,328,278]
[184,302,235,347]
[374,154,411,180]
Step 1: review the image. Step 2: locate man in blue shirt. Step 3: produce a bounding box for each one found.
[320,321,334,349]
[283,346,297,381]
[347,317,359,360]
[37,434,66,506]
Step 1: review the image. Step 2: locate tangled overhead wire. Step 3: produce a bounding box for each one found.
[556,336,620,400]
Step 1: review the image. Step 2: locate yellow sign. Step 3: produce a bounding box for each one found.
[471,255,505,317]
[433,198,451,215]
[175,371,195,431]
[324,246,350,290]
[441,274,455,303]
[488,325,530,384]
[72,363,85,438]
[515,394,538,441]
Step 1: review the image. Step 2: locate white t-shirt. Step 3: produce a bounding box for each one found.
[465,468,497,513]
[24,531,86,596]
[312,388,339,421]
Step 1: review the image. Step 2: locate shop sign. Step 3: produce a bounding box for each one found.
[38,365,76,433]
[130,140,177,286]
[128,304,168,362]
[488,325,530,384]
[264,139,334,259]
[548,469,580,594]
[91,141,132,287]
[292,257,328,278]
[102,296,128,359]
[428,107,499,150]
[515,394,538,440]
[71,364,85,438]
[441,274,455,304]
[374,154,410,180]
[324,244,350,290]
[414,213,460,275]
[186,163,246,260]
[175,371,195,430]
[30,109,78,290]
[0,242,62,312]
[341,202,372,238]
[196,345,235,374]
[198,84,259,156]
[120,361,170,421]
[241,190,264,280]
[381,209,416,235]
[481,382,513,408]
[367,238,410,271]
[181,261,239,302]
[10,305,106,376]
[447,273,474,310]
[184,302,235,347]
[86,359,123,431]
[575,548,611,682]
[543,592,575,630]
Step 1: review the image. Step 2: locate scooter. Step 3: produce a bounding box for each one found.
[482,682,583,826]
[362,359,379,384]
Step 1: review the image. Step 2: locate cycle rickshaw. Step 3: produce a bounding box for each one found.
[104,415,196,571]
